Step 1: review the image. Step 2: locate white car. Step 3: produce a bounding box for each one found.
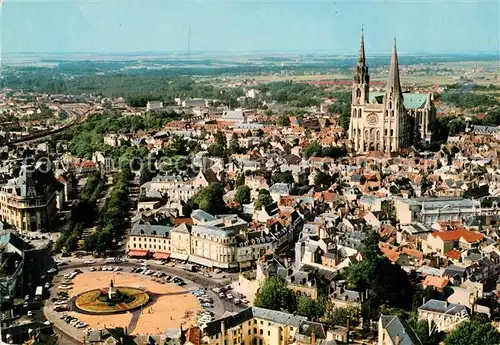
[84,260,95,264]
[70,319,80,326]
[226,293,233,300]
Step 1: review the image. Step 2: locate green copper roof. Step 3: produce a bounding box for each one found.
[403,93,427,109]
[368,92,427,109]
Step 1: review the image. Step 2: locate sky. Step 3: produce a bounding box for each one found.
[1,0,499,55]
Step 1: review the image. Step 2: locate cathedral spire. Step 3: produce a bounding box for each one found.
[386,38,402,98]
[358,28,366,65]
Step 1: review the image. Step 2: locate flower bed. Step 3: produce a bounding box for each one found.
[74,287,149,314]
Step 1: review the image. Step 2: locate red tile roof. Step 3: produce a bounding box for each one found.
[432,229,484,243]
[445,249,461,260]
[423,275,449,289]
[402,247,424,260]
[173,218,194,226]
[379,244,400,262]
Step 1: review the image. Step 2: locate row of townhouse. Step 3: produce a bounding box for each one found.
[126,210,292,270]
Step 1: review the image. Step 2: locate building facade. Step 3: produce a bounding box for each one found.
[0,164,58,233]
[348,31,435,153]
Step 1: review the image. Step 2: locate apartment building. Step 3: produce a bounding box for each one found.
[0,164,58,233]
[126,223,172,260]
[417,299,469,332]
[170,211,274,270]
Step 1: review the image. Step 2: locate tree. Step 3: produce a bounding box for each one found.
[271,170,294,184]
[235,185,251,205]
[448,119,466,136]
[409,316,442,345]
[83,233,99,253]
[192,183,225,214]
[254,276,296,313]
[207,143,226,157]
[314,171,334,191]
[321,305,360,328]
[229,134,242,154]
[121,165,133,182]
[277,115,291,127]
[303,141,322,158]
[444,314,500,345]
[256,128,265,138]
[346,232,413,311]
[297,295,327,320]
[64,232,79,252]
[214,131,227,148]
[254,192,274,210]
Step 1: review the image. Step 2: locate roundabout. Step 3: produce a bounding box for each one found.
[73,280,150,314]
[54,271,201,335]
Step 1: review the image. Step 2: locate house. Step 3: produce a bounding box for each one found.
[422,229,483,256]
[192,169,220,188]
[146,101,164,111]
[417,299,469,332]
[378,315,422,345]
[422,276,449,291]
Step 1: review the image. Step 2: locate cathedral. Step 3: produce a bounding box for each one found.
[348,30,435,153]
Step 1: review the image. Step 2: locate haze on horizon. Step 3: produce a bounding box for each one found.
[1,0,499,56]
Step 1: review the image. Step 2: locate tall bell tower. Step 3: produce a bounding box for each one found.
[349,29,370,152]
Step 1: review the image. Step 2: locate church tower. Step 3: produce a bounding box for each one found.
[349,29,370,152]
[353,29,370,105]
[383,39,408,152]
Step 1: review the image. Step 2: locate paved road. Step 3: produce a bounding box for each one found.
[43,258,246,344]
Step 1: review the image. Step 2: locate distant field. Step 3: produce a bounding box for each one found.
[223,60,499,87]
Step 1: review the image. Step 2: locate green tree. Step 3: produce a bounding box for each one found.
[254,192,274,210]
[448,119,466,136]
[277,115,291,127]
[321,305,360,328]
[192,183,225,214]
[64,232,79,252]
[229,134,241,154]
[83,233,99,253]
[346,232,413,311]
[214,131,227,148]
[297,295,327,320]
[207,143,226,157]
[303,141,323,158]
[409,316,442,345]
[271,170,294,184]
[444,314,500,345]
[254,276,297,313]
[235,185,251,205]
[314,171,334,191]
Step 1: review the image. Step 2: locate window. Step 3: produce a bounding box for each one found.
[260,329,263,335]
[268,331,270,336]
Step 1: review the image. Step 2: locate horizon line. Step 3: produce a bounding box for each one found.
[2,50,499,57]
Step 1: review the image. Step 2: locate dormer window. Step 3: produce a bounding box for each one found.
[27,187,36,197]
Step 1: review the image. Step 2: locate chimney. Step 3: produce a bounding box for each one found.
[395,334,401,345]
[311,331,316,345]
[422,297,426,305]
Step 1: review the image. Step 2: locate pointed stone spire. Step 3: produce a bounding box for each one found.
[358,29,366,64]
[386,38,402,98]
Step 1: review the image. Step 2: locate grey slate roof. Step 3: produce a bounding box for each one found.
[130,223,172,237]
[252,306,307,327]
[418,299,469,316]
[380,315,422,345]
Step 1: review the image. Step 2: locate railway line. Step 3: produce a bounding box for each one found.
[7,104,96,147]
